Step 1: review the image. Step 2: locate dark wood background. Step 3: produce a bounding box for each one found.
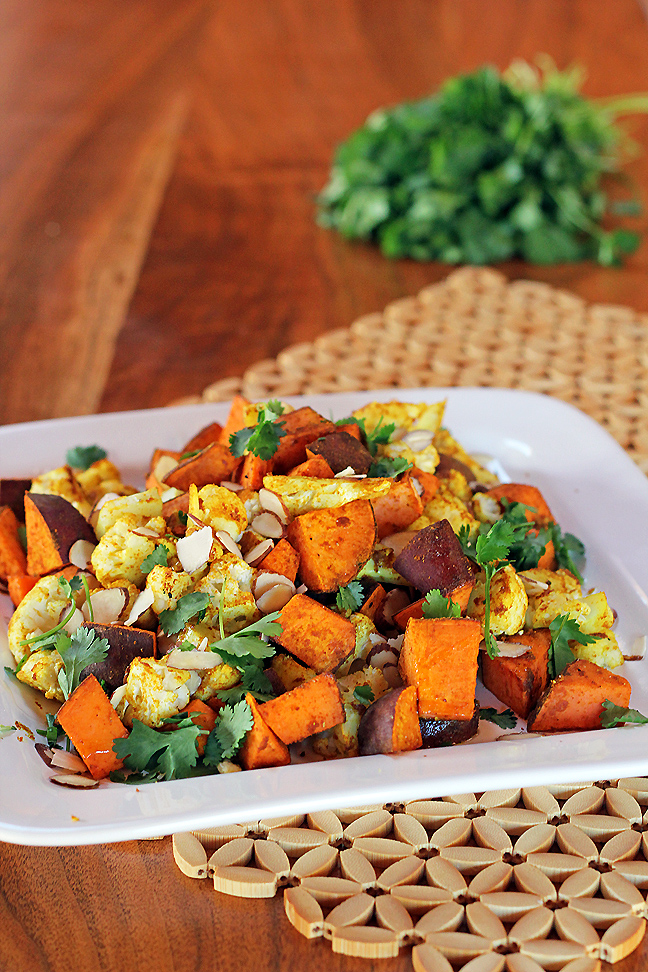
[2,1,648,969]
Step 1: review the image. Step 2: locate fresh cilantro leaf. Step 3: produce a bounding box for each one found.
[548,614,598,680]
[210,612,281,660]
[479,707,517,729]
[336,581,365,613]
[179,449,202,461]
[3,667,19,681]
[463,519,518,659]
[457,524,472,558]
[58,574,83,599]
[600,699,648,729]
[203,700,254,766]
[140,545,169,574]
[353,685,375,705]
[549,524,585,582]
[159,592,210,636]
[56,627,110,700]
[495,500,550,572]
[217,662,276,704]
[229,400,287,460]
[422,589,461,619]
[65,445,107,469]
[364,417,396,456]
[113,717,203,780]
[368,457,412,478]
[178,511,188,526]
[36,713,64,746]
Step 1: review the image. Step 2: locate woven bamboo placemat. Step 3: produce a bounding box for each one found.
[192,267,648,475]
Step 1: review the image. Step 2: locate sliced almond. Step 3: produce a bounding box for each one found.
[375,894,414,937]
[599,915,646,963]
[485,808,547,834]
[290,844,338,881]
[49,750,87,773]
[300,876,362,907]
[562,786,605,817]
[256,583,295,613]
[558,867,601,902]
[253,571,296,599]
[569,814,631,841]
[520,939,586,969]
[343,808,393,840]
[412,943,454,972]
[556,824,599,862]
[513,862,557,902]
[244,538,275,567]
[254,838,290,879]
[191,824,247,849]
[172,832,209,878]
[478,892,543,921]
[167,648,223,670]
[415,902,465,938]
[599,829,642,864]
[424,932,493,963]
[50,773,98,789]
[213,865,278,897]
[83,586,128,624]
[465,901,507,946]
[440,846,501,875]
[324,892,375,936]
[258,488,289,523]
[176,525,213,573]
[214,530,243,558]
[472,817,513,854]
[467,862,513,897]
[508,906,554,945]
[611,859,648,888]
[390,885,452,915]
[568,897,632,928]
[338,847,376,888]
[402,429,434,451]
[425,857,468,898]
[406,800,466,826]
[513,824,557,859]
[69,539,96,569]
[393,812,429,850]
[250,512,284,539]
[554,907,600,950]
[207,838,254,871]
[376,855,425,892]
[351,836,414,866]
[429,817,473,850]
[521,787,561,819]
[123,588,155,626]
[600,870,645,912]
[526,852,589,882]
[266,826,328,856]
[306,810,343,840]
[605,787,643,824]
[283,886,325,938]
[331,925,399,959]
[478,788,521,809]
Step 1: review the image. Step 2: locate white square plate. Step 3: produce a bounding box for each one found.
[1,387,648,846]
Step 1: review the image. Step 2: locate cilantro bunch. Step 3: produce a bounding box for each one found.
[229,400,286,460]
[318,59,648,266]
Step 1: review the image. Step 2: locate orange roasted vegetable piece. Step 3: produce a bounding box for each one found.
[393,583,473,630]
[146,449,181,493]
[175,700,217,756]
[258,674,344,745]
[371,476,424,540]
[286,498,376,591]
[287,455,335,478]
[182,421,224,454]
[218,395,251,446]
[238,452,273,489]
[411,468,439,506]
[239,694,291,770]
[56,675,129,779]
[24,493,97,577]
[484,483,556,569]
[358,686,422,755]
[163,443,241,491]
[258,539,300,584]
[480,629,551,719]
[360,584,387,623]
[399,617,481,721]
[274,594,356,672]
[7,573,38,606]
[527,659,631,733]
[0,505,27,580]
[271,407,336,473]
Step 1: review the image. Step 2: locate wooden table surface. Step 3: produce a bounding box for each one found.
[2,1,648,970]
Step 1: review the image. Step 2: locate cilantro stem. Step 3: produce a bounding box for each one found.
[19,602,77,647]
[218,584,225,642]
[81,574,94,623]
[483,565,499,658]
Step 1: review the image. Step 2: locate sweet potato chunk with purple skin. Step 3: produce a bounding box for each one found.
[79,622,157,693]
[0,480,31,522]
[481,629,551,719]
[399,617,481,721]
[360,584,387,623]
[163,442,241,490]
[394,519,475,596]
[259,674,344,745]
[527,659,631,733]
[271,407,337,474]
[358,686,422,755]
[24,493,97,577]
[274,594,356,673]
[306,431,373,475]
[419,699,480,748]
[287,498,376,592]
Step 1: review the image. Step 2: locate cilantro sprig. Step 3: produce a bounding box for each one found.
[229,400,287,460]
[548,524,585,582]
[36,713,64,746]
[140,545,169,575]
[600,700,648,729]
[217,661,276,704]
[336,581,365,613]
[548,613,598,680]
[422,589,460,619]
[65,445,107,469]
[479,707,518,729]
[210,612,282,660]
[353,685,375,705]
[159,593,210,636]
[203,701,254,765]
[57,627,110,700]
[368,456,412,478]
[336,415,396,456]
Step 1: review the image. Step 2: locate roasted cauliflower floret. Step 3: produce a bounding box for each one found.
[95,489,163,539]
[351,401,445,437]
[336,613,378,676]
[91,514,171,588]
[16,649,65,701]
[187,484,248,541]
[114,657,201,728]
[468,564,529,636]
[30,465,91,517]
[193,663,241,703]
[410,480,478,537]
[522,568,583,628]
[7,569,81,663]
[145,565,195,614]
[194,555,259,634]
[312,667,388,758]
[382,440,440,475]
[262,476,390,516]
[75,458,135,506]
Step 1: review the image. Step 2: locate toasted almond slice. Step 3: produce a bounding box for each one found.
[526,852,589,881]
[416,903,465,938]
[520,939,586,969]
[376,856,425,892]
[513,862,557,902]
[258,488,289,523]
[69,538,96,570]
[569,897,632,928]
[472,817,513,854]
[424,932,493,963]
[544,782,594,799]
[176,525,213,573]
[478,788,521,809]
[429,818,473,850]
[124,588,155,625]
[172,832,209,879]
[569,814,631,841]
[599,829,642,864]
[214,530,243,557]
[440,846,501,875]
[351,837,415,866]
[331,925,399,958]
[344,808,393,840]
[191,824,247,848]
[618,777,648,804]
[256,583,295,613]
[521,787,561,819]
[50,773,99,788]
[306,810,343,840]
[412,943,454,972]
[323,892,375,936]
[478,892,543,921]
[244,538,274,566]
[506,955,547,972]
[250,512,284,539]
[559,959,601,972]
[467,862,513,897]
[212,865,278,897]
[508,906,554,945]
[558,868,601,902]
[485,808,547,834]
[556,824,599,862]
[375,894,414,937]
[406,800,466,826]
[513,824,556,859]
[465,901,507,946]
[393,813,429,850]
[333,804,384,823]
[258,813,304,830]
[254,838,290,879]
[338,847,376,888]
[82,586,127,624]
[460,955,506,972]
[390,885,452,915]
[283,886,325,938]
[612,859,648,888]
[599,915,646,963]
[605,787,643,825]
[290,844,338,881]
[49,750,87,773]
[300,876,362,907]
[554,907,600,950]
[425,857,468,897]
[207,837,254,871]
[253,571,296,598]
[600,870,645,912]
[562,786,605,816]
[266,826,328,855]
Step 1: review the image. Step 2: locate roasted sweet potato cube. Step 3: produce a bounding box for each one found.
[239,693,291,769]
[218,395,251,446]
[56,674,129,779]
[399,617,481,720]
[358,686,422,755]
[146,449,181,493]
[411,468,439,506]
[238,452,273,490]
[527,659,631,733]
[181,421,224,454]
[258,674,344,744]
[177,699,217,756]
[394,519,475,596]
[392,583,473,630]
[271,407,336,473]
[274,594,356,672]
[0,505,27,580]
[163,443,241,490]
[480,629,551,719]
[484,483,557,569]
[359,584,387,623]
[162,491,190,536]
[371,476,424,540]
[258,538,300,583]
[287,498,376,591]
[306,431,373,475]
[287,455,335,478]
[24,493,97,577]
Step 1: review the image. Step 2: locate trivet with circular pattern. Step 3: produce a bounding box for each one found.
[172,778,648,970]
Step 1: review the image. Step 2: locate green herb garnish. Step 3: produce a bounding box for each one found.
[336,581,365,613]
[368,457,412,478]
[229,400,287,460]
[479,707,517,729]
[353,685,375,705]
[422,589,461,619]
[548,523,586,582]
[113,716,204,781]
[65,445,107,469]
[158,593,210,636]
[203,700,254,766]
[210,612,282,660]
[36,713,63,746]
[57,627,110,700]
[548,614,598,680]
[217,661,276,704]
[140,545,169,575]
[600,700,648,729]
